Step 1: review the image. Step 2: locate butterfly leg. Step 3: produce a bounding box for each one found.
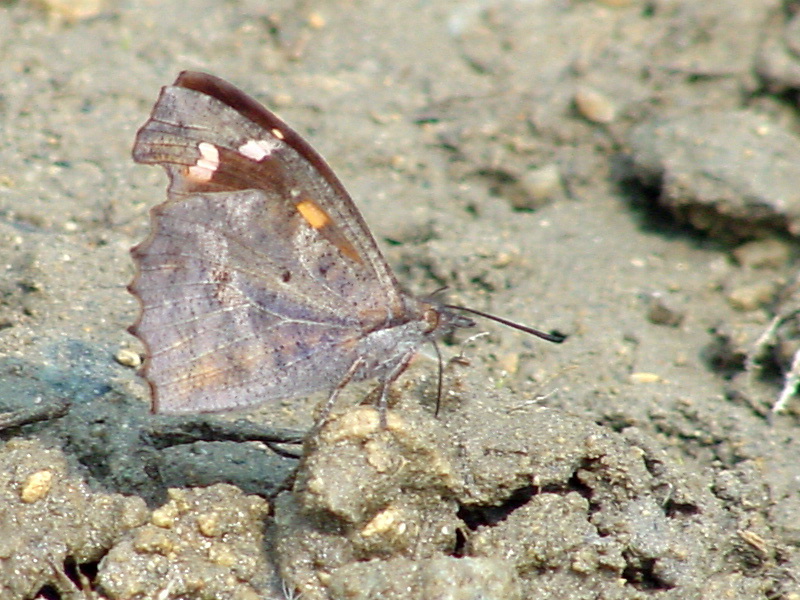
[375,351,416,429]
[312,357,366,433]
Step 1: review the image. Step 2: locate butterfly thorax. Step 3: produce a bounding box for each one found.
[351,296,475,383]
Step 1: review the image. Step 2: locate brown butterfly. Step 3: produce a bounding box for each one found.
[129,71,563,423]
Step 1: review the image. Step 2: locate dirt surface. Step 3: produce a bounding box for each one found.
[2,0,800,598]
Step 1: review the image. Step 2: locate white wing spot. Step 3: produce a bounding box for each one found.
[239,138,281,161]
[188,142,220,182]
[271,128,285,140]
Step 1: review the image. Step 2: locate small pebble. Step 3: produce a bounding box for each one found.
[36,0,103,22]
[197,512,222,537]
[361,506,406,537]
[514,164,563,209]
[575,87,616,124]
[307,11,326,29]
[646,294,684,327]
[732,238,791,269]
[115,348,142,368]
[20,470,54,503]
[151,504,178,528]
[629,372,663,384]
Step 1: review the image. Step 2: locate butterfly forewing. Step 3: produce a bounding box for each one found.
[133,72,404,315]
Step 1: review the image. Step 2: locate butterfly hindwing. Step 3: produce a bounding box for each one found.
[130,187,390,413]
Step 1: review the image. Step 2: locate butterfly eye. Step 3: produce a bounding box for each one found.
[422,307,441,334]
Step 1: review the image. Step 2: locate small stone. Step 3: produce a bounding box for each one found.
[629,372,663,384]
[646,294,685,327]
[151,503,179,528]
[513,164,563,209]
[575,87,616,124]
[361,506,407,538]
[115,348,142,368]
[307,11,326,29]
[197,511,222,537]
[732,238,792,269]
[35,0,103,23]
[20,470,53,503]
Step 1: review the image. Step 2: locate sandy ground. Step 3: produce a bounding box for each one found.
[2,0,800,598]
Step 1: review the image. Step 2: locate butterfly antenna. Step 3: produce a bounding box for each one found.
[444,305,566,343]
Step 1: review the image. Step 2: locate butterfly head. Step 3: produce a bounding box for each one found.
[422,303,477,341]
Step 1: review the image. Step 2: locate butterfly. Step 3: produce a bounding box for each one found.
[129,71,563,424]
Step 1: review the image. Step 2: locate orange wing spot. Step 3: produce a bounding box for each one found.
[295,197,363,264]
[296,199,331,230]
